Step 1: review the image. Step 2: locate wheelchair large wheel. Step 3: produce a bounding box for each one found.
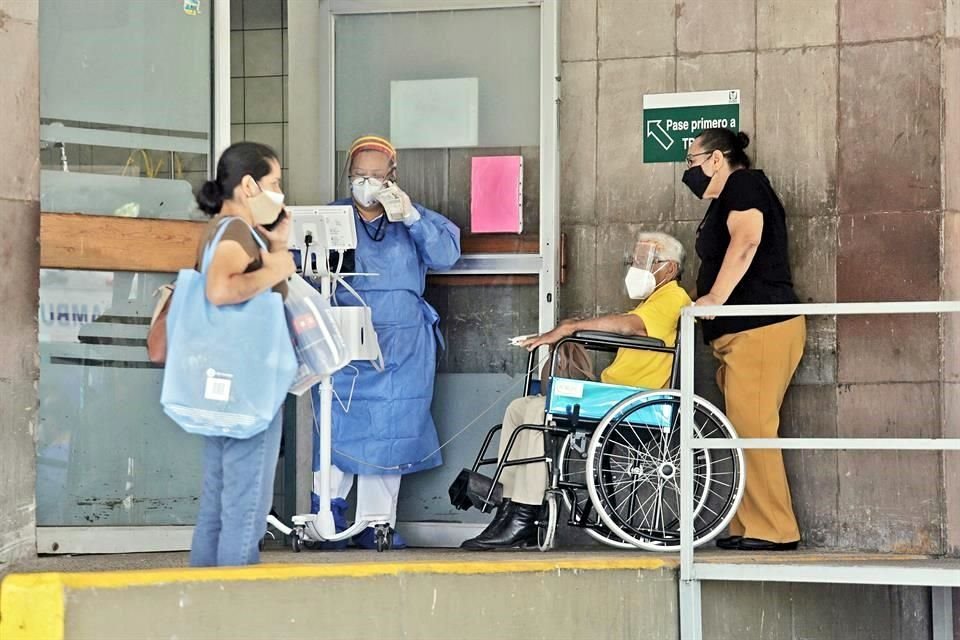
[558,432,635,550]
[585,390,745,552]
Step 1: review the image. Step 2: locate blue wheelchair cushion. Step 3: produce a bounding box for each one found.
[546,377,673,427]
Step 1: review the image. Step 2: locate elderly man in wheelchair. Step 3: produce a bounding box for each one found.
[450,232,747,551]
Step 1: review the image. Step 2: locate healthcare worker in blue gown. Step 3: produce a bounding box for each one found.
[311,135,461,549]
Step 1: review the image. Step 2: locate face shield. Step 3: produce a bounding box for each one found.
[632,240,659,271]
[624,239,670,300]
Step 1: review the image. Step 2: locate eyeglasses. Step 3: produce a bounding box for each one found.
[350,173,390,182]
[685,150,713,167]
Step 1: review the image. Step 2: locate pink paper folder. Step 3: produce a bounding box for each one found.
[470,155,523,234]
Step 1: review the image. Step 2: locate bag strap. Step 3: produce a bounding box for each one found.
[332,275,368,308]
[200,216,268,274]
[330,276,385,371]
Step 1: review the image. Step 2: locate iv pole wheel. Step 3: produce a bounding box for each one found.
[374,524,392,552]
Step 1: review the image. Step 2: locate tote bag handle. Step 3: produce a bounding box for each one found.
[200,217,268,274]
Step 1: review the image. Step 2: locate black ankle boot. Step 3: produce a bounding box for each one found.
[460,501,512,549]
[462,502,540,550]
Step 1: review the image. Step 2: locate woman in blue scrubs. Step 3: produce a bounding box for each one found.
[312,135,460,549]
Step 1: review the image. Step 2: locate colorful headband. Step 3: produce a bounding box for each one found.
[348,135,397,163]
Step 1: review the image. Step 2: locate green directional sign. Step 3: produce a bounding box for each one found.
[642,90,741,163]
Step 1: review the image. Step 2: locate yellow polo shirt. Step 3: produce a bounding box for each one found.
[600,281,692,390]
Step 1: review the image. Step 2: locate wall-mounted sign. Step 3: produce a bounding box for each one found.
[642,90,740,163]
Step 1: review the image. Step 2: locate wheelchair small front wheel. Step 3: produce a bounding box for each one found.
[536,492,559,552]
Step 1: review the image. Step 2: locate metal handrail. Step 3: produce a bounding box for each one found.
[677,300,960,640]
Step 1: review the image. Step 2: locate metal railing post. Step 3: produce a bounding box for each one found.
[678,310,701,640]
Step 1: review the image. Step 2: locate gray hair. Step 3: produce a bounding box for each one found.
[636,232,685,265]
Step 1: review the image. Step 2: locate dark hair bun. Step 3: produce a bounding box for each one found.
[736,131,750,150]
[196,180,224,215]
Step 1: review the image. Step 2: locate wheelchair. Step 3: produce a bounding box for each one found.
[449,331,746,552]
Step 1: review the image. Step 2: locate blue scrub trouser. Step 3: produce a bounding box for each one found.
[190,411,283,567]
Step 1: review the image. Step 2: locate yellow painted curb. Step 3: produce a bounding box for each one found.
[0,573,64,640]
[28,556,673,590]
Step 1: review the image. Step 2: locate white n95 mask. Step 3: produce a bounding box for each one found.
[625,267,657,300]
[351,177,384,208]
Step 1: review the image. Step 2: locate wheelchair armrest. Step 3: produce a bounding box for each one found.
[571,330,669,351]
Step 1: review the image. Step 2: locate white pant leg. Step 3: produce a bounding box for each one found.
[356,474,402,527]
[314,464,356,503]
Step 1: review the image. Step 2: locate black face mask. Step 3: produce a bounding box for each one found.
[682,164,712,199]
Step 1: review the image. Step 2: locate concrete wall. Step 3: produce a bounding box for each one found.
[0,0,39,568]
[702,581,931,640]
[557,0,958,554]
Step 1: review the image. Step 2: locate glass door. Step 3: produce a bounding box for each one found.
[36,0,231,553]
[321,0,559,545]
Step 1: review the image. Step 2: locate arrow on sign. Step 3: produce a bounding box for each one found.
[646,120,673,151]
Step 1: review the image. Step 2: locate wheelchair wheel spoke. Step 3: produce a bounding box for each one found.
[604,470,659,497]
[651,483,666,532]
[602,449,658,467]
[624,480,663,527]
[627,476,649,529]
[619,417,666,460]
[659,487,681,525]
[643,481,678,530]
[646,487,673,535]
[668,415,709,465]
[611,426,662,465]
[668,477,722,519]
[607,476,660,520]
[658,419,679,464]
[695,475,733,489]
[602,476,645,501]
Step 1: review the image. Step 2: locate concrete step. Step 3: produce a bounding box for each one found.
[0,550,941,640]
[1,551,679,640]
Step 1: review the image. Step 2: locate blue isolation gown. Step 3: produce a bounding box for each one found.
[312,200,461,476]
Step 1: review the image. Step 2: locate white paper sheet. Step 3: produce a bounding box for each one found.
[390,77,479,149]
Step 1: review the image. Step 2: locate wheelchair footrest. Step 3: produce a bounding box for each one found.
[448,468,504,512]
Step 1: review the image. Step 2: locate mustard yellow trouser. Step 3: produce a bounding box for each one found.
[712,315,805,544]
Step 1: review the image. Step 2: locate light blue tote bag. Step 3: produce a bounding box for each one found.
[161,217,297,439]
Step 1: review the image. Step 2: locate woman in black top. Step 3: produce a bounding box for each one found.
[683,128,804,552]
